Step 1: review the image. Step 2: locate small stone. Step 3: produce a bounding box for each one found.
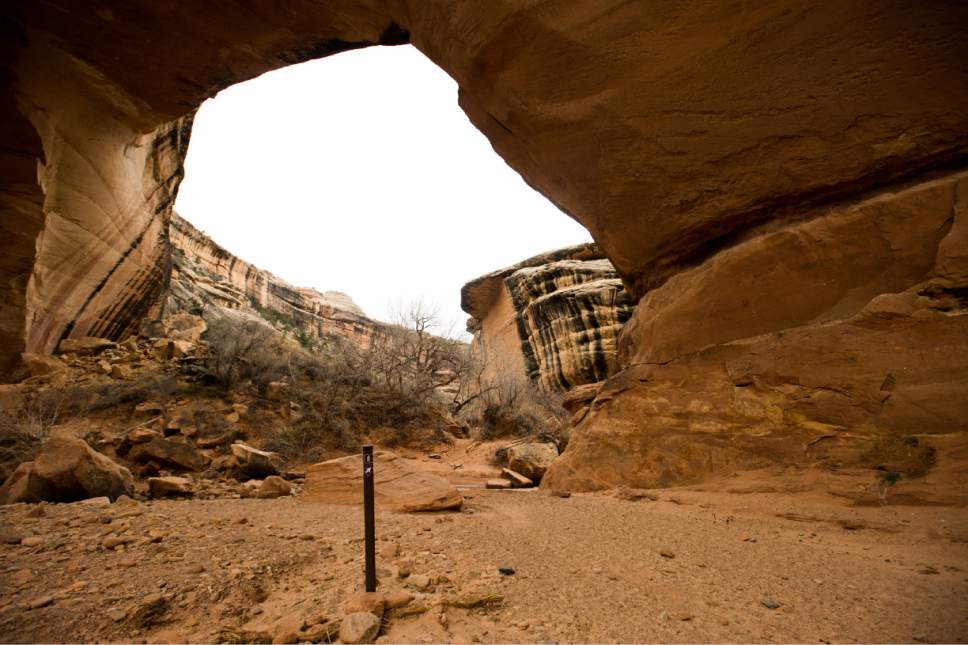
[551,490,572,498]
[381,542,400,558]
[672,611,693,621]
[27,596,54,609]
[761,598,781,610]
[148,476,194,498]
[486,479,511,490]
[343,592,386,618]
[659,549,675,559]
[498,567,515,576]
[107,608,128,622]
[405,574,433,591]
[102,535,135,549]
[256,475,293,499]
[383,592,413,610]
[20,536,44,547]
[339,612,381,644]
[77,496,112,507]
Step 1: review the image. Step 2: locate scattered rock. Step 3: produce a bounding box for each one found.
[343,592,386,618]
[761,598,781,610]
[404,574,433,591]
[107,608,127,622]
[231,443,285,477]
[659,549,675,559]
[102,535,136,549]
[148,476,194,498]
[217,625,272,644]
[486,479,512,490]
[110,364,133,380]
[339,612,381,644]
[383,592,413,610]
[551,490,572,498]
[498,567,516,576]
[76,496,112,507]
[672,611,693,621]
[129,437,207,471]
[27,595,54,610]
[20,536,44,547]
[506,442,559,482]
[381,542,400,558]
[128,592,168,627]
[500,468,533,488]
[256,476,293,499]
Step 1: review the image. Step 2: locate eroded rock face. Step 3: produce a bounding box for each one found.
[463,244,634,391]
[544,171,968,491]
[168,213,376,347]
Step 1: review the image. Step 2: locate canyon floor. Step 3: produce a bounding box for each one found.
[1,446,966,644]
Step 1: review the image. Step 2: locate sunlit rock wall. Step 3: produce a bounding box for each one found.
[463,244,635,392]
[168,213,376,346]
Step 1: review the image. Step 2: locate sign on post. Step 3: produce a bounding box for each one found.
[362,444,376,592]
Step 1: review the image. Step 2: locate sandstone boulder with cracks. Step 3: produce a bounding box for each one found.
[0,436,134,504]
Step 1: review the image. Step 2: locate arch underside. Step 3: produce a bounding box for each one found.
[1,0,966,487]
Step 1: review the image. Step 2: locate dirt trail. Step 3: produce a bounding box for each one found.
[1,473,966,643]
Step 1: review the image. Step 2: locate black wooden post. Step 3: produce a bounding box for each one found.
[362,444,377,592]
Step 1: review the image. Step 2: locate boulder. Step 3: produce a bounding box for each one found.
[231,443,285,477]
[507,442,559,482]
[55,337,116,356]
[1,436,133,504]
[339,612,381,645]
[256,475,293,499]
[148,476,194,498]
[20,353,67,377]
[303,451,462,512]
[110,364,132,380]
[164,313,207,343]
[128,437,207,471]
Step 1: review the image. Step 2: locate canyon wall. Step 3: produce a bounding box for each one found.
[462,244,634,392]
[168,213,375,346]
[1,1,966,488]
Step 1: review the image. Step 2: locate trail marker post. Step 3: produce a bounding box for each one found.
[362,444,376,592]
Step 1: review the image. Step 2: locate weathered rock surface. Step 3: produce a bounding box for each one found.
[255,475,293,499]
[0,436,134,504]
[339,612,381,644]
[303,451,462,512]
[544,171,968,491]
[168,213,376,347]
[231,443,285,478]
[463,244,634,391]
[147,476,193,498]
[127,438,206,472]
[507,443,558,483]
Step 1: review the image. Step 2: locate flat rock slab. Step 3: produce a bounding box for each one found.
[303,451,462,512]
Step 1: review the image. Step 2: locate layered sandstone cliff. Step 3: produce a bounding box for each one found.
[462,244,634,391]
[168,213,375,346]
[2,2,967,490]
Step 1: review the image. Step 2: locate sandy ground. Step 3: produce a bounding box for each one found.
[1,463,967,644]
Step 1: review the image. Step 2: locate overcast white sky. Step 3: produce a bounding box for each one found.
[174,44,591,334]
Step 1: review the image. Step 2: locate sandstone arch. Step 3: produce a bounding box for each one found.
[2,1,967,487]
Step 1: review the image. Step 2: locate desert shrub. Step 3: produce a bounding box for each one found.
[0,389,71,480]
[204,317,292,391]
[862,434,936,478]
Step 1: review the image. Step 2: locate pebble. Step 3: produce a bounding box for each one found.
[761,598,781,610]
[339,612,381,644]
[27,596,54,609]
[107,608,128,622]
[659,549,675,559]
[499,567,515,576]
[20,536,44,547]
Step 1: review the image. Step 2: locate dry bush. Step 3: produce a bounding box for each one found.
[863,434,936,478]
[204,317,293,391]
[0,389,70,480]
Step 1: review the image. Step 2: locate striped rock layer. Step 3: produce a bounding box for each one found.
[168,213,375,346]
[463,245,634,392]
